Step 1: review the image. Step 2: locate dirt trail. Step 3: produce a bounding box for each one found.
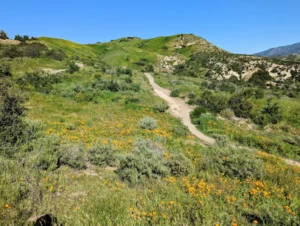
[144,73,215,145]
[42,62,84,74]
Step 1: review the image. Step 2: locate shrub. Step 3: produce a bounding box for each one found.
[73,84,85,93]
[249,70,273,87]
[107,80,119,92]
[172,124,189,136]
[255,89,264,99]
[190,106,207,119]
[154,102,169,113]
[17,71,63,93]
[59,143,86,169]
[188,92,196,99]
[125,97,140,104]
[165,153,193,177]
[220,108,235,119]
[0,30,9,39]
[88,143,119,167]
[139,117,157,130]
[45,49,66,61]
[26,135,61,171]
[0,61,11,77]
[117,139,169,184]
[261,102,283,124]
[197,91,228,113]
[202,147,265,180]
[23,43,47,58]
[145,64,154,72]
[229,95,253,118]
[170,89,180,97]
[0,82,28,147]
[68,62,80,74]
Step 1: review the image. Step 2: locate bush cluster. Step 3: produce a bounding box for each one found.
[139,117,157,130]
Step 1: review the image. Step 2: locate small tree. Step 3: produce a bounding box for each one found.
[0,30,9,40]
[68,62,80,74]
[0,81,27,147]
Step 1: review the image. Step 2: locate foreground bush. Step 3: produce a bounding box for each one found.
[59,143,86,169]
[154,102,169,113]
[117,139,168,184]
[165,153,193,177]
[139,116,157,130]
[88,142,119,167]
[172,124,189,136]
[201,146,266,180]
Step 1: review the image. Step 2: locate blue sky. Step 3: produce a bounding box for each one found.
[1,0,299,54]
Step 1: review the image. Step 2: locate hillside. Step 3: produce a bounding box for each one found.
[1,33,300,225]
[89,34,224,71]
[255,42,300,57]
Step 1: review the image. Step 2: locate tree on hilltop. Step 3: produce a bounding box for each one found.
[0,30,9,40]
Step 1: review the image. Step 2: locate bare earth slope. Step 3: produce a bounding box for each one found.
[145,73,215,145]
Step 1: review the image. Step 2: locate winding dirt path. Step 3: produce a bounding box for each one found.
[145,73,215,145]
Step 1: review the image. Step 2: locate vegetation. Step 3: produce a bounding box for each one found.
[0,33,299,226]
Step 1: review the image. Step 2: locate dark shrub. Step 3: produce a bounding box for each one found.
[0,82,28,147]
[170,89,180,97]
[68,62,80,74]
[190,106,207,119]
[165,153,193,177]
[248,70,273,87]
[229,95,253,118]
[0,61,11,77]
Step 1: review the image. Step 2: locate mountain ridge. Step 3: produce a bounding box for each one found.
[255,42,300,57]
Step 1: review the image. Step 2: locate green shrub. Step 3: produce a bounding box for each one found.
[220,108,235,119]
[125,97,140,104]
[45,49,66,61]
[0,83,28,148]
[0,30,9,39]
[73,84,85,93]
[196,91,228,113]
[145,64,154,72]
[0,61,11,77]
[68,62,80,74]
[26,135,61,171]
[201,147,265,180]
[172,124,189,136]
[190,106,207,119]
[139,116,157,130]
[170,89,180,97]
[88,143,119,167]
[23,43,47,58]
[59,143,86,169]
[229,95,253,118]
[249,70,273,87]
[165,153,193,177]
[188,92,196,99]
[154,102,169,113]
[117,138,169,184]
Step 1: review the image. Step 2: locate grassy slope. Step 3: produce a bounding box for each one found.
[88,34,224,68]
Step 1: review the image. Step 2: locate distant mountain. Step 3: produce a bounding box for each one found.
[255,42,300,57]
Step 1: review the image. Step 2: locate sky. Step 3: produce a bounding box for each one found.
[1,0,299,54]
